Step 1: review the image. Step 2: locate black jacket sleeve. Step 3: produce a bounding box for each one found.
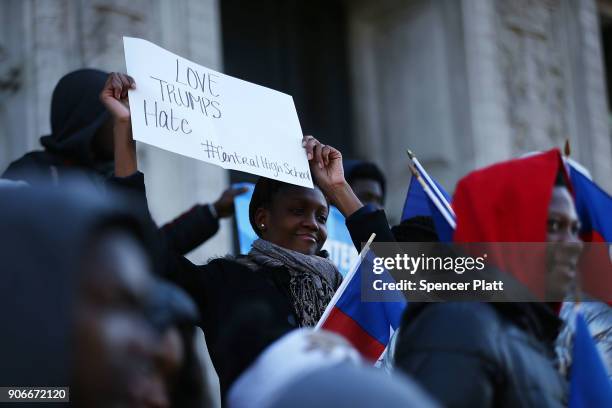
[113,172,220,255]
[161,204,219,255]
[345,206,396,251]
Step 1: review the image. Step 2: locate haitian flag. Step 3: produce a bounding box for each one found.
[569,311,612,407]
[567,163,612,303]
[568,164,612,243]
[317,250,406,361]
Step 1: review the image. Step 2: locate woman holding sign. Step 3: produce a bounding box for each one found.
[101,73,388,396]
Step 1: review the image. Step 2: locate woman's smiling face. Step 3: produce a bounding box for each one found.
[255,185,329,255]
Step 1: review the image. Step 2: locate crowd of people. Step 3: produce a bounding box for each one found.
[1,67,610,408]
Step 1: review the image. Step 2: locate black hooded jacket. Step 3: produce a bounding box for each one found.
[3,69,113,187]
[2,69,219,255]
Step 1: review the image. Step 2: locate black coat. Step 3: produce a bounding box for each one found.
[167,255,299,394]
[394,302,566,407]
[344,204,396,247]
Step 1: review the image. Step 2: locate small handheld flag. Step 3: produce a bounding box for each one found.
[316,234,407,361]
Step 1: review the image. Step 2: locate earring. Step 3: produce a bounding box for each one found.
[260,224,266,230]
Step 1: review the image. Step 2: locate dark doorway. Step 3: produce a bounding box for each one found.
[220,0,354,185]
[599,2,612,111]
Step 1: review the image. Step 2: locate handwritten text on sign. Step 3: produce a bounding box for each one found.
[123,37,312,187]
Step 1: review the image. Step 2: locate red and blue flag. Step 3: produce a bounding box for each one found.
[317,251,406,361]
[568,164,612,243]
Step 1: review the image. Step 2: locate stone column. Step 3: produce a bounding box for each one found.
[348,0,473,223]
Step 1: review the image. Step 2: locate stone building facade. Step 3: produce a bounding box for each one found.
[2,0,609,228]
[349,0,611,220]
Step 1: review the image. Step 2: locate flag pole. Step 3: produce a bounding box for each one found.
[563,138,583,306]
[406,149,456,218]
[315,233,377,330]
[408,162,457,229]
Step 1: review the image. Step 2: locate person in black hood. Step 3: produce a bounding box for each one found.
[3,69,115,186]
[2,68,246,255]
[0,183,205,408]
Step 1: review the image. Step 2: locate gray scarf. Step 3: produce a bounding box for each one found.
[237,239,342,327]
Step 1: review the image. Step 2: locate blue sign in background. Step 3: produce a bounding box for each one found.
[233,183,358,276]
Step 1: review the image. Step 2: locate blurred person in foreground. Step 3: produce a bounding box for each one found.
[2,68,246,255]
[0,184,209,407]
[268,364,439,408]
[227,327,439,408]
[393,150,582,407]
[226,328,361,408]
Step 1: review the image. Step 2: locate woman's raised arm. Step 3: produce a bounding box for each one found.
[100,72,138,177]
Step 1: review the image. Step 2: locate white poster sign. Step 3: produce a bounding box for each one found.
[123,37,312,187]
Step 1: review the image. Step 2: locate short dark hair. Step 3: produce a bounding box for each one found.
[346,162,386,202]
[248,177,327,237]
